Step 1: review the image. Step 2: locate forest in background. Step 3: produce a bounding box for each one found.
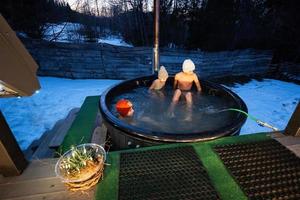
[1,0,300,63]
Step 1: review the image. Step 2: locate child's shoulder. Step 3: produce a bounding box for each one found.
[175,72,184,77]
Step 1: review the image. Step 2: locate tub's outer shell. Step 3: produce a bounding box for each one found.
[100,75,247,150]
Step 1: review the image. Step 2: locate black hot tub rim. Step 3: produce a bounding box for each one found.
[99,75,248,143]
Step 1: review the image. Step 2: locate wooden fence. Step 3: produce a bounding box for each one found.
[23,39,275,79]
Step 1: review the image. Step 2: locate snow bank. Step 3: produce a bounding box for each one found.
[98,36,133,47]
[229,79,300,134]
[0,77,120,150]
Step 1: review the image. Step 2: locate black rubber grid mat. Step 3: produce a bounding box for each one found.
[119,146,220,200]
[214,139,300,200]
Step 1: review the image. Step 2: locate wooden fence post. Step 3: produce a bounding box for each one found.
[0,111,27,176]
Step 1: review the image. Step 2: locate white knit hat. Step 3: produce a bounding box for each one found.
[182,59,195,73]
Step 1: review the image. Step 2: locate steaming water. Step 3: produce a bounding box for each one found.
[109,85,237,134]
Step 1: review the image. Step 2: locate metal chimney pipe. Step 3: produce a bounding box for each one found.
[153,0,160,73]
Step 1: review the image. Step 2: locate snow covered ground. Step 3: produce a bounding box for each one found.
[229,79,299,134]
[0,77,299,150]
[98,36,133,47]
[43,22,84,43]
[0,77,120,150]
[42,22,133,47]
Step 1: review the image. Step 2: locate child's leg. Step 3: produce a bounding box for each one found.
[184,92,192,121]
[168,89,181,117]
[185,92,192,106]
[172,89,181,102]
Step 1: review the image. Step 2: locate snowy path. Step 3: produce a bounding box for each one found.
[0,77,299,150]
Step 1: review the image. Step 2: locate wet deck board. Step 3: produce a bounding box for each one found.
[0,158,94,200]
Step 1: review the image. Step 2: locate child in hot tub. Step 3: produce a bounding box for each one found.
[115,98,162,129]
[169,59,202,120]
[172,59,202,103]
[149,66,169,90]
[116,99,134,118]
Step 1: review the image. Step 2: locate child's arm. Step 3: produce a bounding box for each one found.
[173,74,179,89]
[193,74,202,91]
[149,79,158,90]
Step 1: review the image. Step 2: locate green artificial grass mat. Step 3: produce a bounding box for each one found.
[193,143,246,200]
[96,152,120,200]
[95,133,272,200]
[58,96,100,154]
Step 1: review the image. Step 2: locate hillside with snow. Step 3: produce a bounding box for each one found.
[19,22,133,47]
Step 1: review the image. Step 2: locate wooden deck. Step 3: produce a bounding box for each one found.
[24,103,103,160]
[0,96,299,200]
[0,106,105,200]
[0,158,95,200]
[24,108,80,160]
[273,132,300,157]
[1,132,299,200]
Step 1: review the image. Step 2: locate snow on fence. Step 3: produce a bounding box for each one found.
[23,39,276,79]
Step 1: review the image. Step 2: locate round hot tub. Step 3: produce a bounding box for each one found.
[100,75,247,150]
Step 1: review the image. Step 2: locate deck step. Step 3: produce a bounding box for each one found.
[48,108,79,149]
[58,96,100,154]
[24,108,80,160]
[91,123,107,147]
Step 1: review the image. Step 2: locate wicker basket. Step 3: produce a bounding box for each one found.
[55,143,106,191]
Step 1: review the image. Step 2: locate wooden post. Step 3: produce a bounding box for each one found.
[285,102,300,136]
[0,111,27,176]
[152,0,160,73]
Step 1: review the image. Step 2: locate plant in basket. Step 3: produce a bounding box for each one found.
[55,143,106,191]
